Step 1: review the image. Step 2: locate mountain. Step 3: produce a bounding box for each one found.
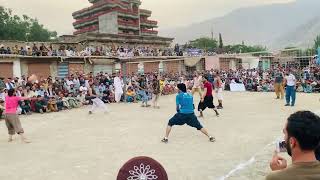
[159,0,320,49]
[273,16,320,49]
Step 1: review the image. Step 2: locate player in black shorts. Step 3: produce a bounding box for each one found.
[198,76,219,118]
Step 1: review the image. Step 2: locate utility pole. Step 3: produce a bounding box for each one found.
[211,26,214,40]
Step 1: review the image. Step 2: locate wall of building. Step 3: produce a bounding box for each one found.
[0,58,14,79]
[205,56,220,70]
[163,60,182,74]
[99,12,119,34]
[144,62,159,73]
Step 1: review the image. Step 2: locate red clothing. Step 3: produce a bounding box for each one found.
[204,81,213,97]
[5,96,21,114]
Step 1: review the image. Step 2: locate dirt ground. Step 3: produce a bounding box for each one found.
[0,92,319,180]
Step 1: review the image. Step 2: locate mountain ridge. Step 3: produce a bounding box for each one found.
[159,0,320,50]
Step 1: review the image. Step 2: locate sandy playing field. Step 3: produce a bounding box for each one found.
[0,92,319,180]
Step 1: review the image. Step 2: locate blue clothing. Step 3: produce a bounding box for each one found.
[168,113,203,130]
[127,96,134,102]
[139,90,148,103]
[286,85,296,106]
[176,92,194,114]
[36,90,45,97]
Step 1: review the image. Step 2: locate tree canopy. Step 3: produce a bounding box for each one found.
[0,6,57,41]
[314,35,320,50]
[187,36,267,54]
[224,44,267,54]
[189,37,218,51]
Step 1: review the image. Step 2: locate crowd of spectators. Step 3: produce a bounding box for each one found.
[0,43,213,58]
[221,65,320,93]
[0,43,180,58]
[0,72,178,119]
[2,63,320,119]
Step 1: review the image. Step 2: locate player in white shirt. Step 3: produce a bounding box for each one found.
[192,73,202,99]
[284,72,296,107]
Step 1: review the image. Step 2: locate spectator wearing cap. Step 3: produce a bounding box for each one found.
[117,156,168,180]
[266,111,320,180]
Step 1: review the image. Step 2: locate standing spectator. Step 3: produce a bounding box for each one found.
[114,74,123,103]
[152,75,160,108]
[138,75,149,107]
[274,70,285,99]
[284,71,297,107]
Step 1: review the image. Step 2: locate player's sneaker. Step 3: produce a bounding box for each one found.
[161,137,168,143]
[209,136,216,142]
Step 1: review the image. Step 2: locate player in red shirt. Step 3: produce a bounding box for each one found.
[198,76,219,118]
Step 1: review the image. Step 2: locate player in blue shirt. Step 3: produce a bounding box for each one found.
[161,83,216,143]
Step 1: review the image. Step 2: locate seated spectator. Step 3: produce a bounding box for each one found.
[6,47,11,54]
[27,47,32,56]
[296,83,304,92]
[32,44,40,56]
[304,82,313,93]
[126,87,136,103]
[0,45,6,54]
[12,45,19,54]
[266,111,320,180]
[108,89,115,103]
[20,47,27,55]
[36,86,46,97]
[77,91,89,105]
[47,96,58,112]
[35,95,48,114]
[58,93,70,109]
[19,100,31,115]
[101,90,110,103]
[67,93,80,108]
[40,43,48,56]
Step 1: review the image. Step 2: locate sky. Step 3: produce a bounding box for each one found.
[0,0,294,35]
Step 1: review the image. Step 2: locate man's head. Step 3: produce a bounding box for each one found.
[8,89,15,97]
[177,83,187,93]
[284,111,320,157]
[203,76,209,83]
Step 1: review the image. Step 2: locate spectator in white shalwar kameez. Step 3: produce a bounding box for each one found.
[114,75,124,103]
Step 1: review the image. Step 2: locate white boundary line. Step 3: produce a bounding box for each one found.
[218,140,278,180]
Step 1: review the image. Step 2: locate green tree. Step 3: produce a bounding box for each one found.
[314,35,320,50]
[218,33,223,48]
[0,6,57,41]
[224,43,267,54]
[189,37,218,51]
